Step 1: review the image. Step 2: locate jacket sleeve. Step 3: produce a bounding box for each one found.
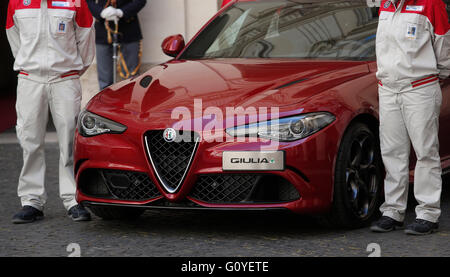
[221,0,233,8]
[120,0,147,20]
[6,1,20,59]
[86,0,104,21]
[432,0,450,79]
[75,0,96,76]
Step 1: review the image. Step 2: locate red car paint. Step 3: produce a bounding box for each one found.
[74,0,450,215]
[74,58,378,213]
[161,35,185,58]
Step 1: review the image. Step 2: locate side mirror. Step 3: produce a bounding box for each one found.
[161,34,185,57]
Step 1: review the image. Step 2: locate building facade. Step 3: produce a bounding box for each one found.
[139,0,221,64]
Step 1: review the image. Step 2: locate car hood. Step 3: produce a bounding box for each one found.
[98,59,370,114]
[91,59,371,130]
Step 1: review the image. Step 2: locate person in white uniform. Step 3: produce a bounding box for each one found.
[6,0,96,223]
[371,0,450,235]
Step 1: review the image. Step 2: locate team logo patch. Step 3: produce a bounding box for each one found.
[23,0,31,6]
[383,0,391,8]
[405,5,424,12]
[52,1,70,7]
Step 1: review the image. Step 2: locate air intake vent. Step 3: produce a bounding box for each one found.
[102,170,161,201]
[190,175,260,203]
[78,169,161,201]
[189,174,300,204]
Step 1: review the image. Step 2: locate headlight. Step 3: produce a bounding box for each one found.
[78,110,127,137]
[225,112,335,142]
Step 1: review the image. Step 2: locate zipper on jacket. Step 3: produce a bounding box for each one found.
[42,0,49,80]
[389,0,406,84]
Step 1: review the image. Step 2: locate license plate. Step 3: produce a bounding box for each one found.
[222,151,285,171]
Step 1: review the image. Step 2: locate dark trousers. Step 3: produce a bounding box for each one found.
[96,41,140,90]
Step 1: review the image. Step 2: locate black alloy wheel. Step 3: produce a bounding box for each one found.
[320,122,383,228]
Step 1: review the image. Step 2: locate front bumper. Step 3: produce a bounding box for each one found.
[74,123,340,215]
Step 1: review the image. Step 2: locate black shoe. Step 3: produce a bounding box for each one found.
[12,206,44,224]
[405,219,438,235]
[68,204,91,222]
[370,216,404,232]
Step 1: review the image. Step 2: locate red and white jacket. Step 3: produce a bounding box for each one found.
[6,0,95,83]
[376,0,450,91]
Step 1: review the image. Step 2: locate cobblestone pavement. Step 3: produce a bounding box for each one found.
[0,143,449,257]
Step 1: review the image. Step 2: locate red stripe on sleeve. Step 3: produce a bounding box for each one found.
[6,0,16,29]
[75,0,93,28]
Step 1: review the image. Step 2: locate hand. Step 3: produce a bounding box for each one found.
[101,6,117,19]
[105,15,119,22]
[115,9,124,18]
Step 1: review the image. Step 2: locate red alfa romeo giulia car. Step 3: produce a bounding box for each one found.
[74,0,450,228]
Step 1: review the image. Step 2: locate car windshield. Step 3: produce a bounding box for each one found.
[180,0,379,61]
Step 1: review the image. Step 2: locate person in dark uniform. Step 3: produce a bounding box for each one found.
[86,0,147,90]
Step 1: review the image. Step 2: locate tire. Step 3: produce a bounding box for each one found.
[88,205,145,220]
[320,122,383,228]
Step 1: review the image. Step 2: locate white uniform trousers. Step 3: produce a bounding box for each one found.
[378,82,442,223]
[16,78,81,211]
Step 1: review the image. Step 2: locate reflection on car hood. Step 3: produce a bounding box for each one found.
[98,58,369,115]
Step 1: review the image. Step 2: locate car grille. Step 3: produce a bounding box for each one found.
[189,175,260,203]
[189,174,300,204]
[102,170,161,201]
[145,130,199,193]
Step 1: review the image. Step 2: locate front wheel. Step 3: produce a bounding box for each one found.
[321,122,383,228]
